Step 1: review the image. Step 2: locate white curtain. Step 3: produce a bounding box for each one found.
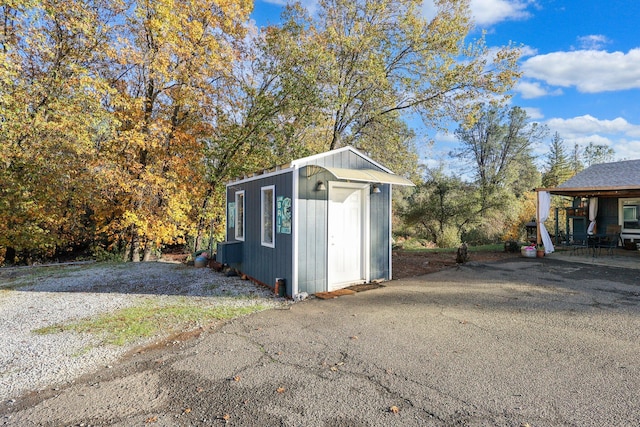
[538,191,554,254]
[588,197,598,235]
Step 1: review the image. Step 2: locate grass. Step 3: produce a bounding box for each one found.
[34,301,268,346]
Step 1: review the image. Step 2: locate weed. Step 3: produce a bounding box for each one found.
[34,301,268,346]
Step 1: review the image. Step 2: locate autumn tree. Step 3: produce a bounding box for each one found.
[94,0,253,260]
[260,0,521,175]
[0,0,115,262]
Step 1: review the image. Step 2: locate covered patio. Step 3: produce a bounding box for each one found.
[535,159,640,259]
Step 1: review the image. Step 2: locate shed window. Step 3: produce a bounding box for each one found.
[261,186,275,247]
[235,191,245,240]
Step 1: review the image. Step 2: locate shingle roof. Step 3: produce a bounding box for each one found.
[558,159,640,189]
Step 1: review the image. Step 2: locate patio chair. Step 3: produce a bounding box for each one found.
[569,233,589,256]
[597,225,622,256]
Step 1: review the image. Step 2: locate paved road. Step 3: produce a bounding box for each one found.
[3,258,640,426]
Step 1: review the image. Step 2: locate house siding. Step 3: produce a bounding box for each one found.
[224,172,294,295]
[597,198,619,232]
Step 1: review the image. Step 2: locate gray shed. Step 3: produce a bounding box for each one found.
[217,147,414,298]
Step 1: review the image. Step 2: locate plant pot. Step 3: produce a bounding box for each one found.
[536,250,544,258]
[194,256,208,268]
[521,247,536,258]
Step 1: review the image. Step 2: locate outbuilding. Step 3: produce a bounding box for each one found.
[217,146,414,298]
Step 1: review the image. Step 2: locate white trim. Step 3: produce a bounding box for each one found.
[619,198,640,239]
[388,185,393,281]
[224,188,228,242]
[292,168,299,297]
[227,167,294,187]
[260,185,276,248]
[234,190,245,241]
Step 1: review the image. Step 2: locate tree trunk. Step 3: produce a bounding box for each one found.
[143,245,153,262]
[131,233,141,262]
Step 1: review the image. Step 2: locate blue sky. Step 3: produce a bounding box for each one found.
[250,0,640,166]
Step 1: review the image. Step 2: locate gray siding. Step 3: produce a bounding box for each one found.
[296,169,331,294]
[224,172,294,295]
[296,150,391,294]
[597,198,619,232]
[370,184,390,280]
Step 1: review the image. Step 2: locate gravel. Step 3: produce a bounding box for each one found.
[0,261,288,402]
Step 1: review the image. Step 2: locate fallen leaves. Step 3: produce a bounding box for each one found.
[145,416,158,423]
[389,405,400,414]
[232,375,241,382]
[276,387,286,393]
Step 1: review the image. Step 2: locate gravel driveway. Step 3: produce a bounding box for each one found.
[0,262,286,402]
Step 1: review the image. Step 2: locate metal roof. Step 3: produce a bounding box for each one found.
[320,166,414,186]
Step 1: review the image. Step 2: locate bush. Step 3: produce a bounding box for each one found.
[438,226,461,248]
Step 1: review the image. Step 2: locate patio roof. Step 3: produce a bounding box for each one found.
[537,159,640,198]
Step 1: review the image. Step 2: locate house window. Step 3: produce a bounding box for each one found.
[621,198,640,230]
[235,191,245,240]
[261,186,275,247]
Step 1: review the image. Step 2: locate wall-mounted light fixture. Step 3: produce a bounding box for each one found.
[371,184,381,194]
[316,181,326,191]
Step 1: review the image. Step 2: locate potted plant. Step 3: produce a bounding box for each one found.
[536,244,545,258]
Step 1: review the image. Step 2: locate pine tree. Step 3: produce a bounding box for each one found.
[542,132,573,187]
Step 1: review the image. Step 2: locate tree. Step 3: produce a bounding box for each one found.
[583,142,615,167]
[451,106,545,215]
[402,167,478,247]
[542,132,573,187]
[94,0,253,260]
[0,0,114,261]
[261,0,521,175]
[569,143,584,175]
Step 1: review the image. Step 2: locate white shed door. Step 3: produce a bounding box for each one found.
[327,182,369,291]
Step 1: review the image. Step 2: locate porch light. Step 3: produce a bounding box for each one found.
[372,184,381,193]
[316,181,326,191]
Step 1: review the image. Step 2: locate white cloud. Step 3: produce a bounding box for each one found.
[544,115,640,160]
[516,81,562,99]
[615,140,640,160]
[546,115,640,138]
[523,107,544,120]
[470,0,533,26]
[575,34,610,50]
[422,0,534,26]
[522,48,640,93]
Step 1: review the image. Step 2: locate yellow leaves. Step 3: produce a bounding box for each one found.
[276,386,286,394]
[389,405,400,414]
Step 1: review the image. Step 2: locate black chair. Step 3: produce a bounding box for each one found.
[597,225,622,256]
[569,233,589,256]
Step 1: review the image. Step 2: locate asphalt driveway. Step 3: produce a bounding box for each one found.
[3,257,640,426]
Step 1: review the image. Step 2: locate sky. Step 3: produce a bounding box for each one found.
[250,0,640,168]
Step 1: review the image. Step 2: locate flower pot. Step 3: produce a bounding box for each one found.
[536,250,544,258]
[521,247,536,258]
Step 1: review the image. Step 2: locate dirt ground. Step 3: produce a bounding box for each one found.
[391,249,520,279]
